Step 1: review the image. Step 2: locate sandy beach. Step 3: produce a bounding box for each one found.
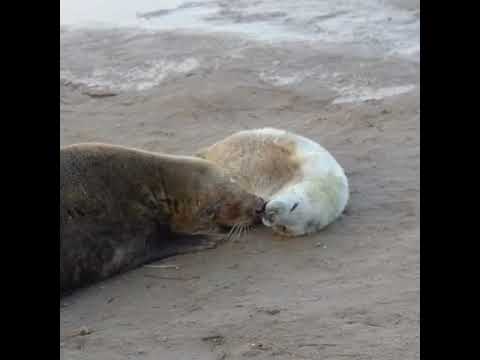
[60,1,419,358]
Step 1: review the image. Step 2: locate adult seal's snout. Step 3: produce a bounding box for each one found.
[254,197,266,221]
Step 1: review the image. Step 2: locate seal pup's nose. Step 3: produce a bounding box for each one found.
[262,208,277,226]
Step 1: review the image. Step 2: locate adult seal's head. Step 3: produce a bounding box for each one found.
[60,143,265,295]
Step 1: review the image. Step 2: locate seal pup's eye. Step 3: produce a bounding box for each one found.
[290,202,299,213]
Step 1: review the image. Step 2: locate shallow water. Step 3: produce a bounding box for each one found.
[60,0,419,104]
[61,0,418,60]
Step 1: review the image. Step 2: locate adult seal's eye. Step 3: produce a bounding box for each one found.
[206,204,222,219]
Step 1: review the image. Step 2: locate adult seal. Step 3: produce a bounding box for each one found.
[60,143,265,296]
[196,128,349,237]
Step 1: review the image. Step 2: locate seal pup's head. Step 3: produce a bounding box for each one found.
[261,174,348,237]
[261,191,317,237]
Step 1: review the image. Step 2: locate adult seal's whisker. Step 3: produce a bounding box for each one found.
[226,223,237,241]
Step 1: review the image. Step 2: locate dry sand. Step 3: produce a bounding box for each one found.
[60,25,419,360]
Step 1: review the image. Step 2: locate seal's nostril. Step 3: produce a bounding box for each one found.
[255,198,266,214]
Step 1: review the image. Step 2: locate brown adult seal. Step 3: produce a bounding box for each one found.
[60,143,265,296]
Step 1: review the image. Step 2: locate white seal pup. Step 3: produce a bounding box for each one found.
[196,128,349,237]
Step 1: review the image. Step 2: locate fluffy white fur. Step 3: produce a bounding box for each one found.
[199,128,349,237]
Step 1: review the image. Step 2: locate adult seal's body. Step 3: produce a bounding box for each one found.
[60,143,264,296]
[197,128,349,237]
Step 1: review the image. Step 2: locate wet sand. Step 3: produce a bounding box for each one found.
[60,11,419,359]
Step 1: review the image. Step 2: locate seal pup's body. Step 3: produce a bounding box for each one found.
[197,128,349,237]
[60,143,264,296]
